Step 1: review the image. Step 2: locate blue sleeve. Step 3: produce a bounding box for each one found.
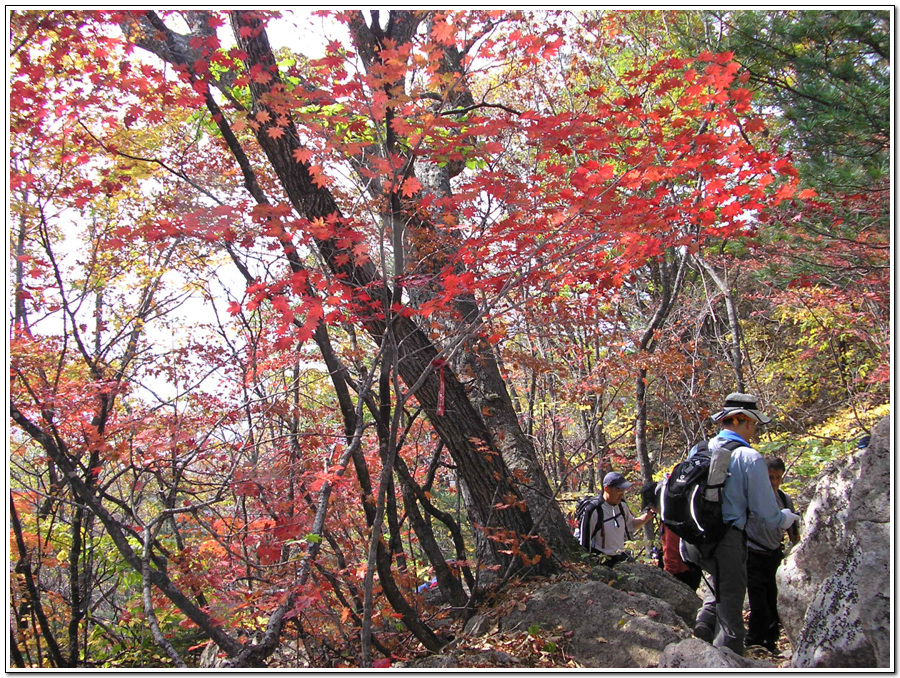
[746,454,786,530]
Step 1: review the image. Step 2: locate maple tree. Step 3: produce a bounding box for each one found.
[550,10,891,484]
[9,9,814,668]
[727,10,890,428]
[644,9,891,432]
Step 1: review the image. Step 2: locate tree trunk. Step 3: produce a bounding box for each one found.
[13,201,29,330]
[10,495,66,668]
[634,368,654,487]
[227,12,555,572]
[694,255,745,391]
[634,250,689,484]
[458,328,577,554]
[393,453,469,609]
[350,11,576,556]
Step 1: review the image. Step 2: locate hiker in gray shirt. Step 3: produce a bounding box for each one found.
[744,456,800,654]
[579,472,655,567]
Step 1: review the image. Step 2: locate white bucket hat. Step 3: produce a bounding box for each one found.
[711,392,772,425]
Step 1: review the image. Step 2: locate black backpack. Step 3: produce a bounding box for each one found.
[660,439,743,546]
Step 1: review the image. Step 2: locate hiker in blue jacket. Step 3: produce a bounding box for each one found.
[681,393,800,656]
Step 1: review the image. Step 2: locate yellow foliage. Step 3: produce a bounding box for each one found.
[766,402,889,447]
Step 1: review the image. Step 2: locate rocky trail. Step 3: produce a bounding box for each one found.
[397,416,890,670]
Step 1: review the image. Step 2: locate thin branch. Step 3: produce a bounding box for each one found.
[439,100,523,117]
[142,526,188,667]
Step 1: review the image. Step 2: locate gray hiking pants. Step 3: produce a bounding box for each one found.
[685,526,748,655]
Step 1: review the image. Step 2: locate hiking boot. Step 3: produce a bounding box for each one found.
[693,622,714,643]
[745,640,780,657]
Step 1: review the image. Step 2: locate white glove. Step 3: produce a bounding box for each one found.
[781,508,800,529]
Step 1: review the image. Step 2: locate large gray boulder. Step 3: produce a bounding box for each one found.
[587,560,702,626]
[497,574,692,668]
[399,563,696,669]
[777,415,891,668]
[658,638,775,669]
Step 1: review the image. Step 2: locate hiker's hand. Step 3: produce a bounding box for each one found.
[780,508,800,529]
[635,508,655,528]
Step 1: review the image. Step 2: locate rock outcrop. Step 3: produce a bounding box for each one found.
[777,415,891,668]
[586,560,702,626]
[497,565,694,668]
[658,638,775,669]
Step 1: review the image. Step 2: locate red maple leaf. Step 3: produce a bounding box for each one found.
[292,147,312,164]
[400,176,421,197]
[431,21,455,46]
[310,165,329,188]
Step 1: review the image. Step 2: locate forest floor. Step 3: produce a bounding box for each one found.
[401,566,591,668]
[395,560,792,669]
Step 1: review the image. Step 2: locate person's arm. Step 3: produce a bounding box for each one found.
[747,455,796,530]
[623,501,654,532]
[633,507,655,529]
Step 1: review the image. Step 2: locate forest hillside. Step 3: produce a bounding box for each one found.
[8,9,889,669]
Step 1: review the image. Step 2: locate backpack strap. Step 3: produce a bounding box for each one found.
[717,438,746,452]
[600,501,632,545]
[705,438,744,491]
[582,497,637,552]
